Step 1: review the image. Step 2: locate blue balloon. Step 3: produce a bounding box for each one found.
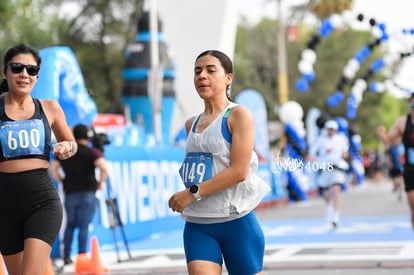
[347,108,357,120]
[369,82,379,92]
[346,95,357,120]
[304,71,316,81]
[296,78,309,93]
[326,91,344,107]
[371,58,385,72]
[335,117,348,133]
[350,135,362,152]
[319,18,334,37]
[354,46,370,63]
[286,171,307,201]
[380,33,389,41]
[285,123,307,154]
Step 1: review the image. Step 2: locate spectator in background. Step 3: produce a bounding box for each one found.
[308,120,349,229]
[50,124,108,265]
[362,150,372,178]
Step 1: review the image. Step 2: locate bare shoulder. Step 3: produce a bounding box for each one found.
[184,116,196,134]
[39,99,61,112]
[38,99,64,125]
[229,105,253,121]
[228,105,254,134]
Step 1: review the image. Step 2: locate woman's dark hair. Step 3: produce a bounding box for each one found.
[0,44,41,93]
[195,50,233,100]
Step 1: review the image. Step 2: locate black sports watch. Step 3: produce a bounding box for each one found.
[189,184,201,201]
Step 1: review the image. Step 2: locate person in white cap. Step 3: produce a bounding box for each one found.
[308,119,349,228]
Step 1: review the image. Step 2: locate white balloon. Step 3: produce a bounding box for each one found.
[383,53,399,65]
[330,14,344,29]
[371,26,383,38]
[354,78,367,91]
[341,10,355,26]
[279,101,304,123]
[343,65,356,79]
[352,134,361,144]
[347,58,360,71]
[291,120,306,137]
[343,59,360,78]
[302,49,317,64]
[298,59,313,74]
[297,127,306,138]
[374,82,385,92]
[384,79,394,90]
[351,88,363,103]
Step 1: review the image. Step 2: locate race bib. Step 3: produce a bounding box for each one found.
[179,152,213,188]
[0,119,45,159]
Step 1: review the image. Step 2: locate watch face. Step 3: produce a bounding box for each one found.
[190,184,199,193]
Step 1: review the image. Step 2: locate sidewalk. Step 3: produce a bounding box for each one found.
[58,179,414,274]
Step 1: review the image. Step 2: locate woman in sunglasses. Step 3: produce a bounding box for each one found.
[0,44,77,274]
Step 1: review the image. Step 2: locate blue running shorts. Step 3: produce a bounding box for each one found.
[184,211,265,275]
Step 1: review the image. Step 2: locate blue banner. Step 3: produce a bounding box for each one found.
[32,46,98,127]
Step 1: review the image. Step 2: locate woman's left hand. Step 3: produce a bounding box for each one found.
[53,141,74,160]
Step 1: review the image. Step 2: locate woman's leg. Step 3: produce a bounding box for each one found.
[3,252,23,275]
[21,238,52,275]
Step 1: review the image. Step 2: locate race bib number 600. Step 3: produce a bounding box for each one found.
[179,152,213,188]
[0,119,45,159]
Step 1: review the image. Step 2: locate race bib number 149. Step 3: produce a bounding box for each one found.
[179,152,213,188]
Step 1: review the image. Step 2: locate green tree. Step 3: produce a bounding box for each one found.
[233,18,280,121]
[0,0,144,114]
[233,12,402,149]
[0,0,62,52]
[310,0,353,20]
[50,0,144,113]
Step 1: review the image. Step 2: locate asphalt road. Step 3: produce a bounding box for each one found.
[57,178,414,275]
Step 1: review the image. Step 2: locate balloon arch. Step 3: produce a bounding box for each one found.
[295,10,414,120]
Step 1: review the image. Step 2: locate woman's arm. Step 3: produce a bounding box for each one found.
[197,105,254,197]
[41,100,78,159]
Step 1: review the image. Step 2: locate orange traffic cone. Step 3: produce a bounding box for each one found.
[89,236,109,274]
[0,254,6,275]
[44,258,54,275]
[74,253,91,275]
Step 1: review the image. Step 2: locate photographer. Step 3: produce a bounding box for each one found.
[49,124,108,265]
[91,131,111,154]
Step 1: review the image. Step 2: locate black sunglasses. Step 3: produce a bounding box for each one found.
[7,62,40,76]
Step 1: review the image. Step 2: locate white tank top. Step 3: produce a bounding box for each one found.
[181,103,270,223]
